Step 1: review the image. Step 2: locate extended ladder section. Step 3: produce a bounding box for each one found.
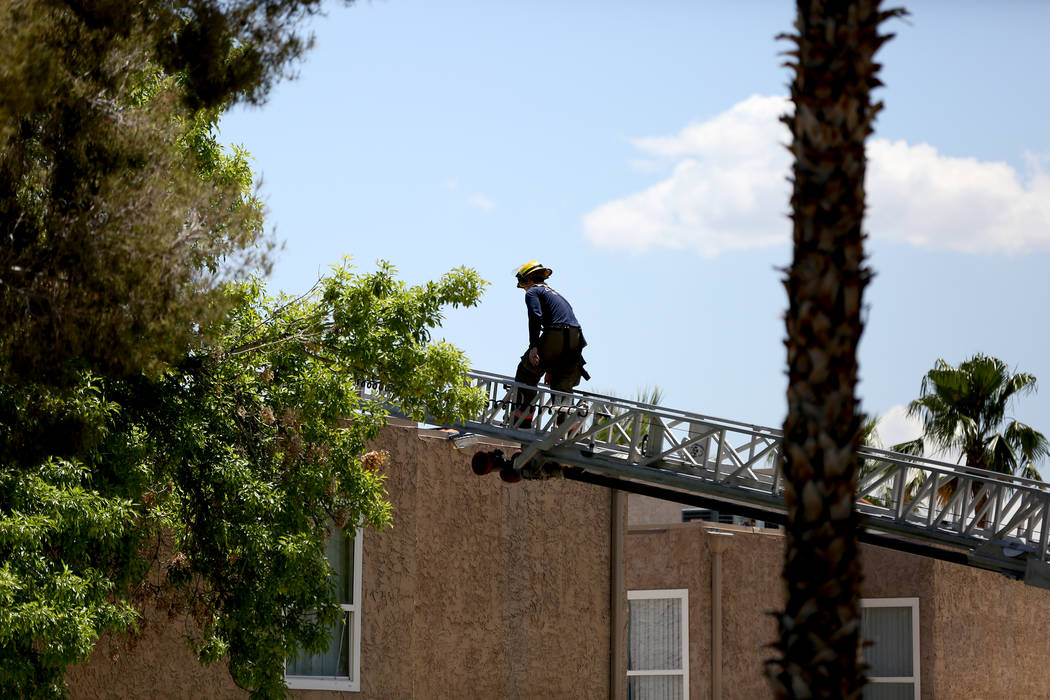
[444,370,1050,589]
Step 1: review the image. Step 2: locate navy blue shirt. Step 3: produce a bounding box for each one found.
[524,284,580,346]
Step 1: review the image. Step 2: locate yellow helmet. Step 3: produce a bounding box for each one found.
[514,260,552,288]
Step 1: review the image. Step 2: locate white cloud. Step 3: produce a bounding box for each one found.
[874,404,923,450]
[867,144,1050,254]
[875,404,959,464]
[583,95,791,257]
[440,179,496,211]
[468,193,496,211]
[584,95,1050,256]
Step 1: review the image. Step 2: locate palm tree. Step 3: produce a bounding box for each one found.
[768,2,902,698]
[856,415,924,506]
[587,385,664,447]
[908,354,1048,481]
[856,416,897,505]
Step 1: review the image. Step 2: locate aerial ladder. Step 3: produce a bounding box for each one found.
[433,370,1050,590]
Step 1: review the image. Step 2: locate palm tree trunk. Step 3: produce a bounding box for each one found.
[768,2,901,698]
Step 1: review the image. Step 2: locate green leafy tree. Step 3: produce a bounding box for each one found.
[1,262,486,697]
[0,0,357,384]
[906,354,1048,480]
[768,2,903,698]
[1,2,490,696]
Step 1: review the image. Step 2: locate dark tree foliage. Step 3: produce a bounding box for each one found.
[1,265,486,697]
[0,0,340,384]
[0,2,490,697]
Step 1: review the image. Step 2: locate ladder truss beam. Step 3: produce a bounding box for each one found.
[397,371,1050,585]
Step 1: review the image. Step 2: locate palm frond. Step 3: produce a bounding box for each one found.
[1020,462,1044,482]
[860,415,882,448]
[908,353,1047,479]
[1005,420,1050,463]
[1003,372,1038,401]
[634,385,665,407]
[891,437,924,457]
[984,433,1017,475]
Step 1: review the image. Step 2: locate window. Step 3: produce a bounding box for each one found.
[627,589,689,700]
[681,508,736,525]
[861,598,920,700]
[286,526,363,692]
[680,508,777,529]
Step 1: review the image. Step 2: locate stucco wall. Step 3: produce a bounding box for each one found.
[66,601,244,699]
[627,520,1050,700]
[628,493,686,527]
[343,425,613,700]
[68,423,613,699]
[626,522,782,700]
[858,543,935,698]
[925,559,1050,699]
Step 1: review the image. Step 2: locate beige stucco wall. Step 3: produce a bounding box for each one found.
[628,493,686,527]
[69,423,614,699]
[626,522,783,700]
[347,425,613,699]
[627,520,1050,700]
[66,600,245,699]
[69,419,1050,700]
[923,558,1050,699]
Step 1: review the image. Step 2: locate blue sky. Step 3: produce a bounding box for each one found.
[220,1,1050,469]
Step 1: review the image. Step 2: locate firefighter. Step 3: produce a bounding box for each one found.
[511,261,588,428]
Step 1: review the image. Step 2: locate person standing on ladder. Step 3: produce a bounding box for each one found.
[511,260,589,428]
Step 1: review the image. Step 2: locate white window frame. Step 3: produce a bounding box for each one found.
[627,588,689,700]
[286,526,364,692]
[861,597,920,700]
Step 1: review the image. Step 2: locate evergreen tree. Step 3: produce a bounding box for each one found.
[0,2,489,696]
